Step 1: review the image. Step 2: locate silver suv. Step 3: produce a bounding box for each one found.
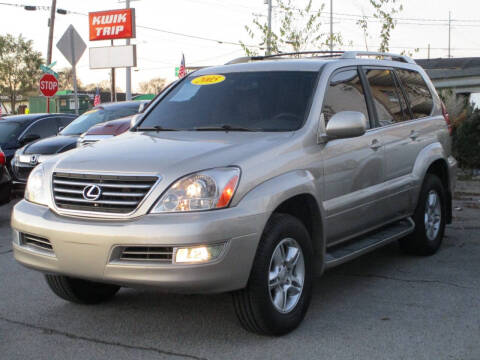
[11,51,457,335]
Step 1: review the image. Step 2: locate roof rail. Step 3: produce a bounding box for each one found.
[341,51,416,64]
[226,50,416,65]
[225,51,345,65]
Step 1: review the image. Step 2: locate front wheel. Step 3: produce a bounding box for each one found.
[232,214,314,336]
[45,275,120,304]
[399,174,446,255]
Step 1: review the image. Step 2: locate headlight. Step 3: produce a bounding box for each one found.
[25,164,49,206]
[151,167,240,213]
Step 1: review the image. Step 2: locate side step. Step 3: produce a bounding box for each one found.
[325,218,415,269]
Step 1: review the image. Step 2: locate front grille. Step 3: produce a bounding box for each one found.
[118,246,174,263]
[13,164,34,182]
[52,172,158,214]
[20,233,53,252]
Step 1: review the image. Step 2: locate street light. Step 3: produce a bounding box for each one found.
[22,2,68,65]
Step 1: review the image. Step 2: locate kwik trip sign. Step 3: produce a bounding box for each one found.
[89,9,136,41]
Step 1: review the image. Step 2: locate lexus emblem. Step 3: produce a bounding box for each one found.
[82,185,102,201]
[30,155,38,165]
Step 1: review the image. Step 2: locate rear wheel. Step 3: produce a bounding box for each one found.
[399,174,446,255]
[232,214,314,336]
[0,182,11,205]
[45,275,120,304]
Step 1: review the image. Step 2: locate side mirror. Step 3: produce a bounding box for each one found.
[325,111,367,139]
[58,126,64,134]
[20,134,40,145]
[130,114,142,129]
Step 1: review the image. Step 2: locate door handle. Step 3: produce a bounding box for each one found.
[409,130,419,140]
[370,139,382,150]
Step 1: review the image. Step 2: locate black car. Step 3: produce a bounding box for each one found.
[0,147,11,204]
[11,101,147,188]
[0,113,76,170]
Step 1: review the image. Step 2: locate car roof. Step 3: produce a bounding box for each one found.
[195,51,420,76]
[0,113,74,124]
[195,59,329,75]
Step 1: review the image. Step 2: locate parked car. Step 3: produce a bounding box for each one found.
[77,116,133,147]
[0,147,11,204]
[0,113,76,196]
[0,114,75,167]
[11,51,456,336]
[11,101,147,189]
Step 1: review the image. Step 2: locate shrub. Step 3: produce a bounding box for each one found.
[453,110,480,169]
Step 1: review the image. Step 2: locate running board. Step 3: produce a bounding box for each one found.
[325,218,415,269]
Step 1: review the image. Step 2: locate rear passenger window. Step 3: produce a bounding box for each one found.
[322,69,370,128]
[396,69,433,119]
[365,69,405,127]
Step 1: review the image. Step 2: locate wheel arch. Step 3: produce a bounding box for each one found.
[412,143,453,224]
[238,170,326,274]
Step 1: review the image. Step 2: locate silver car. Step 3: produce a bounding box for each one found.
[11,51,456,335]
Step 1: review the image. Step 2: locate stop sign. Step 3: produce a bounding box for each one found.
[39,74,58,97]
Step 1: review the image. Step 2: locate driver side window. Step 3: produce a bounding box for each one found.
[23,118,58,139]
[322,69,370,129]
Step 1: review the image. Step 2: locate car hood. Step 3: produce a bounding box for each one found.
[85,116,132,136]
[24,135,78,155]
[53,131,294,176]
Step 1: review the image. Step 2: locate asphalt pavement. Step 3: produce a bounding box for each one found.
[0,179,479,360]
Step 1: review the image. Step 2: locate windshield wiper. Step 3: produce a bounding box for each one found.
[193,125,259,132]
[136,126,179,132]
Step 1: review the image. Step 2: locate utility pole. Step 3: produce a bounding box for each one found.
[266,0,272,55]
[329,0,333,51]
[125,0,132,100]
[47,0,57,65]
[448,11,451,58]
[111,40,116,102]
[427,43,430,59]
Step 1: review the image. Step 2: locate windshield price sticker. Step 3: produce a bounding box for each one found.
[191,75,226,86]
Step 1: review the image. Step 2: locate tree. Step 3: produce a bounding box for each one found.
[357,0,403,53]
[240,0,343,56]
[83,80,119,93]
[0,34,43,113]
[138,77,167,94]
[57,67,84,91]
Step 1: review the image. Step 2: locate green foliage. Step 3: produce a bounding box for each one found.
[356,0,403,53]
[0,34,43,113]
[369,0,403,53]
[453,110,480,169]
[240,0,343,56]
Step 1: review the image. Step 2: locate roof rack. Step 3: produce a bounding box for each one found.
[341,51,415,64]
[226,50,415,65]
[226,51,345,65]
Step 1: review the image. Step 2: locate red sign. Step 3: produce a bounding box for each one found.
[39,74,58,97]
[89,9,136,41]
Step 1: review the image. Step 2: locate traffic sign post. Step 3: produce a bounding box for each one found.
[40,74,59,113]
[56,25,86,115]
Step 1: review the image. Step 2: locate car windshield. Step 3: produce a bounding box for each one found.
[60,109,106,135]
[0,122,24,144]
[139,71,318,131]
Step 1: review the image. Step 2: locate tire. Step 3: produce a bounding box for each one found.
[0,182,11,205]
[232,213,314,336]
[45,275,120,304]
[399,174,446,256]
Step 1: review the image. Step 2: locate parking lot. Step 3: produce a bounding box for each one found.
[0,178,479,360]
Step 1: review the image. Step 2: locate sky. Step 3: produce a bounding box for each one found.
[1,0,480,93]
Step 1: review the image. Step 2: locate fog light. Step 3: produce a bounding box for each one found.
[174,244,224,264]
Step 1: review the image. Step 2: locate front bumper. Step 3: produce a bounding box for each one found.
[11,200,268,293]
